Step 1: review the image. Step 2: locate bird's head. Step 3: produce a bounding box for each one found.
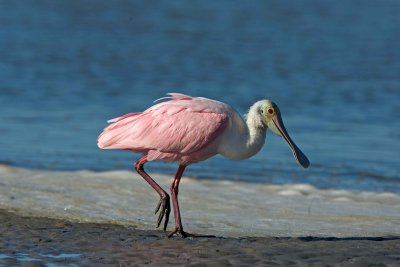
[258,100,310,168]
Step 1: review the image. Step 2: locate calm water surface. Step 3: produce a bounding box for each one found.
[0,0,399,192]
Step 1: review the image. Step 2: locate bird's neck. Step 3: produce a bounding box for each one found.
[218,106,266,160]
[243,108,267,157]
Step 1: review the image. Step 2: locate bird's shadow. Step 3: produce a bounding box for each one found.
[173,233,400,242]
[297,236,400,242]
[168,232,218,239]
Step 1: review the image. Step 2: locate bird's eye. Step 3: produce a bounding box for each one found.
[267,108,274,114]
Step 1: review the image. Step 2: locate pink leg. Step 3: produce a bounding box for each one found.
[168,165,187,238]
[134,156,170,231]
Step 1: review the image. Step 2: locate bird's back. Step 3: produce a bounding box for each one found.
[97,93,231,164]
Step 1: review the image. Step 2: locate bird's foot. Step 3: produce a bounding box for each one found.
[168,227,188,238]
[155,194,170,231]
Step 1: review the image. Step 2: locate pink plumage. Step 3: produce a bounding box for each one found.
[98,93,229,165]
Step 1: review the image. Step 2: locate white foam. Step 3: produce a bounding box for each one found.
[0,165,399,237]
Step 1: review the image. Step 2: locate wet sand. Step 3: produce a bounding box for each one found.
[1,209,399,266]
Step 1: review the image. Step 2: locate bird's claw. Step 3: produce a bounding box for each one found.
[168,227,188,238]
[155,194,170,231]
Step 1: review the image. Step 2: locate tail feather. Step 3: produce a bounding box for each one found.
[107,112,141,123]
[97,112,142,148]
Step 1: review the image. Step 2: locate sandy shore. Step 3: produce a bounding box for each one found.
[1,209,399,266]
[1,165,400,265]
[1,165,399,238]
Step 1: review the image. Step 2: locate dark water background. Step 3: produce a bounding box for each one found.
[0,0,399,192]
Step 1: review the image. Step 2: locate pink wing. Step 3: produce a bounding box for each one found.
[97,93,229,160]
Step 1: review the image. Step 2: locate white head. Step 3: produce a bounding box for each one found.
[254,100,310,168]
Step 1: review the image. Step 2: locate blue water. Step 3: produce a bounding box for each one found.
[0,0,399,192]
[0,252,80,267]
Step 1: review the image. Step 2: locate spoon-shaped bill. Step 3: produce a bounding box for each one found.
[272,115,310,168]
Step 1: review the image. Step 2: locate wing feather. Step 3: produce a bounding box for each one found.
[97,95,229,157]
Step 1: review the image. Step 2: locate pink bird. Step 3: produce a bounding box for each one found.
[97,93,309,237]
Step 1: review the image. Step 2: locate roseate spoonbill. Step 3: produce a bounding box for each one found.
[97,93,309,237]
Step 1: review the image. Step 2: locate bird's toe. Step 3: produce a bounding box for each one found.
[155,194,171,231]
[168,227,188,238]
